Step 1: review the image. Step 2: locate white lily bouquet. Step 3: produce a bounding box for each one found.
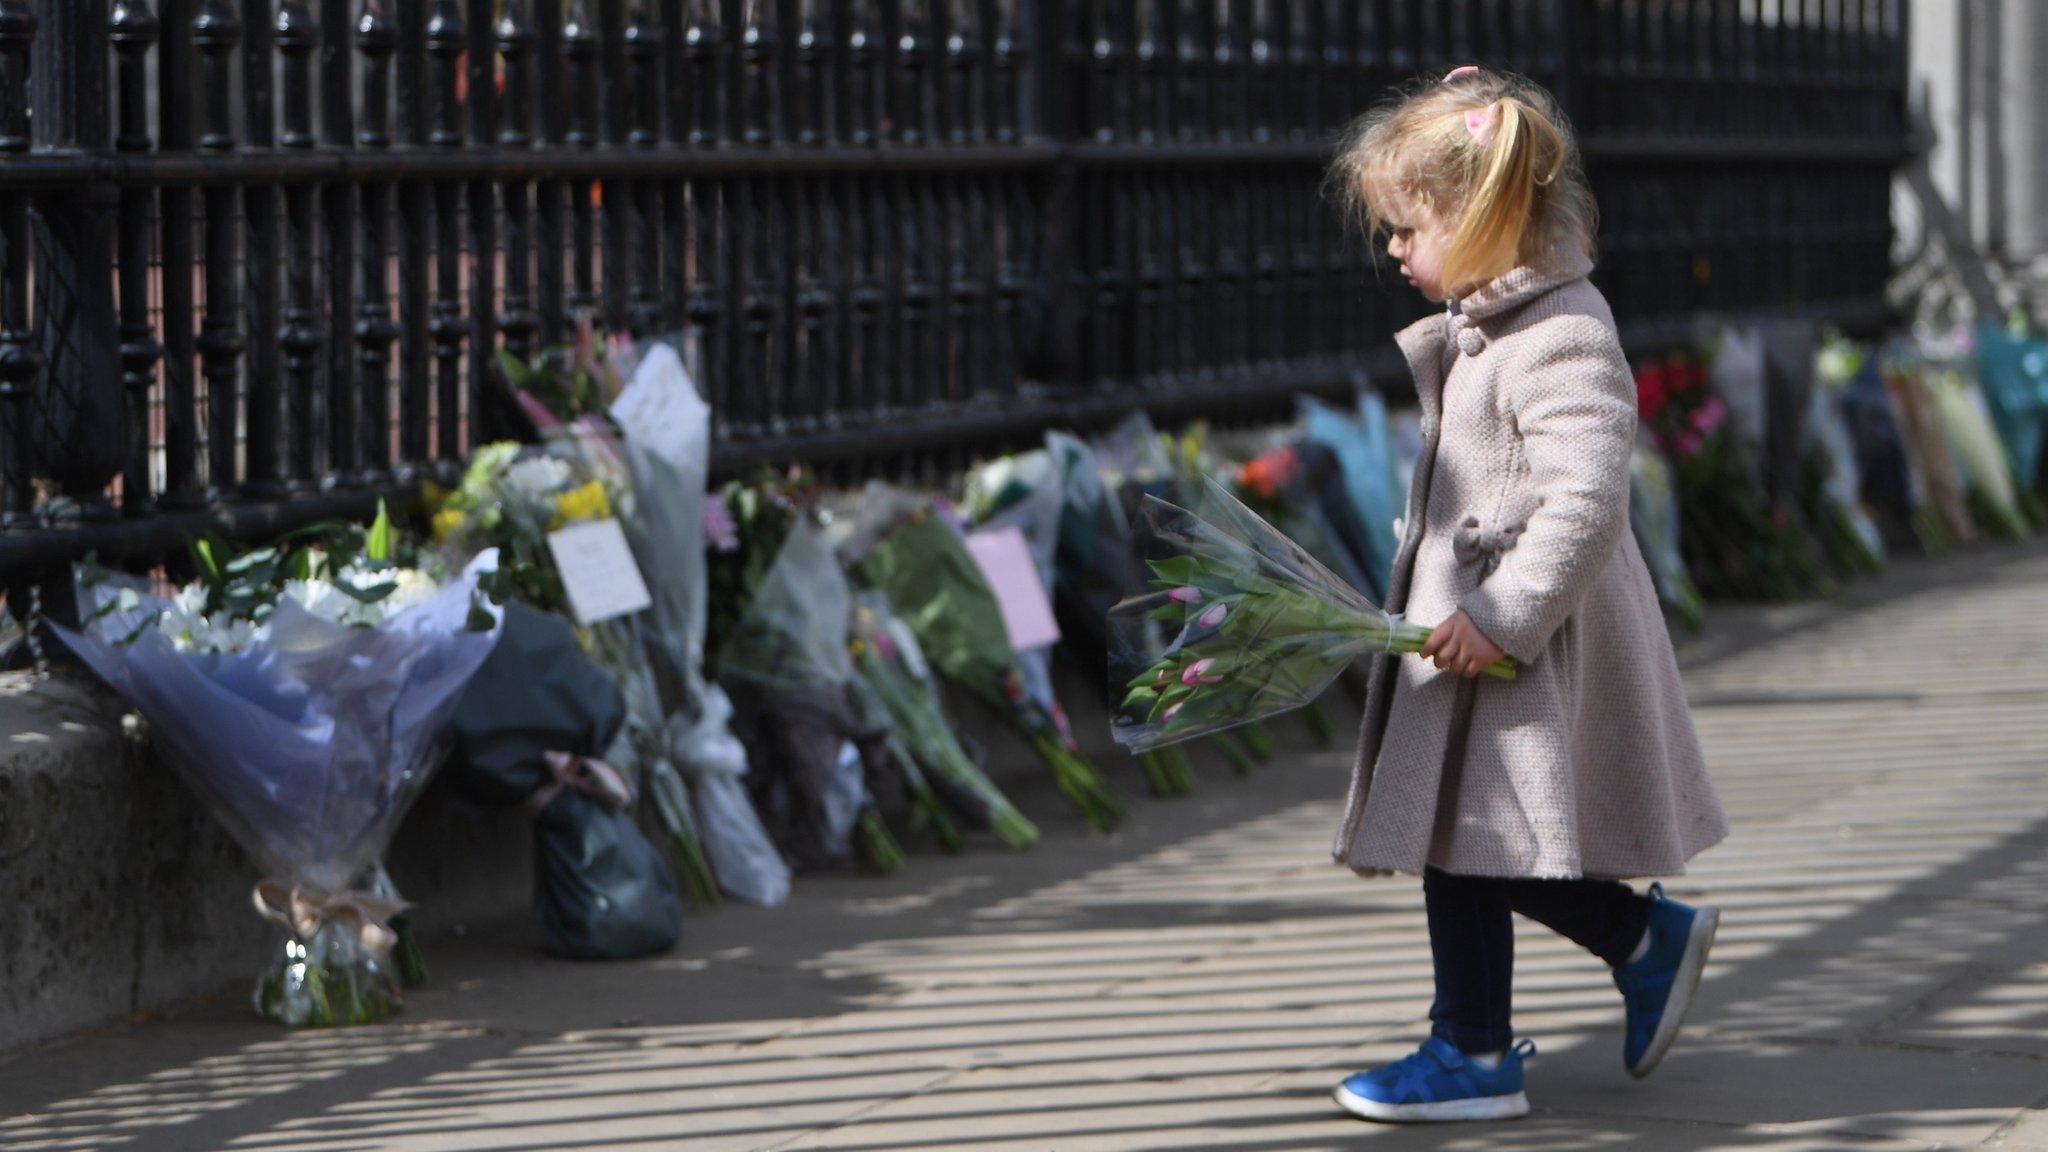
[54,506,502,1026]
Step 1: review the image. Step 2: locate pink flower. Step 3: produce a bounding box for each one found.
[1197,602,1229,628]
[1181,658,1222,686]
[1669,431,1704,458]
[703,494,740,552]
[1154,667,1172,687]
[1168,586,1205,604]
[1163,702,1184,721]
[1689,396,1726,435]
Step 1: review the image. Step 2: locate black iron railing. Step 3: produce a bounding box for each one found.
[0,0,1905,591]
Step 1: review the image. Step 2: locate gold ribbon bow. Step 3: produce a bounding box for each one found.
[251,880,408,957]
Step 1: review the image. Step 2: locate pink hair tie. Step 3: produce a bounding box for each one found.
[1443,65,1481,82]
[1464,103,1500,146]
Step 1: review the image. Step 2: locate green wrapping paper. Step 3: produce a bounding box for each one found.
[855,509,1126,832]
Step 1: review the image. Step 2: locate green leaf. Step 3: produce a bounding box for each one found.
[496,347,536,391]
[366,500,393,563]
[191,538,222,587]
[1147,602,1185,622]
[222,546,277,577]
[465,592,496,632]
[1121,685,1160,709]
[1146,556,1198,587]
[335,579,398,606]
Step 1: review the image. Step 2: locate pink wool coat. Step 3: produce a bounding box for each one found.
[1331,251,1728,880]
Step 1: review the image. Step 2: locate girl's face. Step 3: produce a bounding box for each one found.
[1384,200,1452,303]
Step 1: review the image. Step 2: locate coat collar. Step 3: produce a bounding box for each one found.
[1452,247,1595,322]
[1393,247,1595,414]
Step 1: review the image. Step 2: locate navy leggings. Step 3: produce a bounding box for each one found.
[1423,867,1653,1054]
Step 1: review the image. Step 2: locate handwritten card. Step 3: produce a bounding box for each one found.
[965,526,1061,652]
[609,342,709,467]
[547,518,654,625]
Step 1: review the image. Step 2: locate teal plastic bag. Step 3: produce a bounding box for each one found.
[1974,323,2048,491]
[1298,393,1401,597]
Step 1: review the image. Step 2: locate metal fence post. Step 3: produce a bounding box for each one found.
[1023,0,1079,392]
[29,0,119,525]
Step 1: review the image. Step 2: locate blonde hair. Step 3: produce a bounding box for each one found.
[1326,69,1597,296]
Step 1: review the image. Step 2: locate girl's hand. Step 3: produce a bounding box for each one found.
[1418,610,1507,679]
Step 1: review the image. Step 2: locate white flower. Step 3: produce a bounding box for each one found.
[206,616,261,654]
[381,568,440,617]
[499,456,573,507]
[287,566,442,628]
[339,566,440,623]
[283,577,357,625]
[157,583,263,654]
[157,585,213,652]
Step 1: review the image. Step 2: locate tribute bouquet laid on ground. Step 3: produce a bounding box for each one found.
[447,602,682,960]
[966,451,1194,799]
[1629,433,1707,631]
[717,519,906,873]
[1636,353,1831,601]
[847,593,1038,849]
[604,339,792,908]
[430,436,722,906]
[1298,394,1404,600]
[849,488,1126,832]
[1881,350,1977,552]
[1804,338,1888,576]
[1971,322,2048,524]
[55,507,501,1026]
[1108,479,1513,754]
[1929,360,2033,540]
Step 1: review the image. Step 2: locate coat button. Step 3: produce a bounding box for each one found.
[1456,327,1487,356]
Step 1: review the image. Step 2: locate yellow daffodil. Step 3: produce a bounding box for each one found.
[549,480,612,529]
[431,506,466,544]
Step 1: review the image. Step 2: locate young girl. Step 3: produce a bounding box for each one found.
[1323,68,1730,1123]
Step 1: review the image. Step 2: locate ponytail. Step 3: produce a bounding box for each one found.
[1440,96,1567,294]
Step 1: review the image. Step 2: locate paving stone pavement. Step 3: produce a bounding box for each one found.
[6,544,2048,1151]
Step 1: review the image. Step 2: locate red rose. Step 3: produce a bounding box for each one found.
[1635,361,1671,422]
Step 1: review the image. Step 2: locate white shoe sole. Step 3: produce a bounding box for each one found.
[1333,1083,1530,1123]
[1628,905,1720,1079]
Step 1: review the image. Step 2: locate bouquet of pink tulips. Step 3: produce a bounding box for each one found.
[1110,479,1513,753]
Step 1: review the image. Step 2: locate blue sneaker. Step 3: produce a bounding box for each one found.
[1613,882,1720,1078]
[1333,1037,1536,1123]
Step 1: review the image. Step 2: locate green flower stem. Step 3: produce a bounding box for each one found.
[1209,729,1258,775]
[390,914,428,989]
[645,761,722,909]
[1237,722,1276,761]
[855,808,904,874]
[1298,700,1335,748]
[1138,749,1196,797]
[1129,547,1519,752]
[913,783,968,854]
[1032,732,1125,832]
[854,650,1038,849]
